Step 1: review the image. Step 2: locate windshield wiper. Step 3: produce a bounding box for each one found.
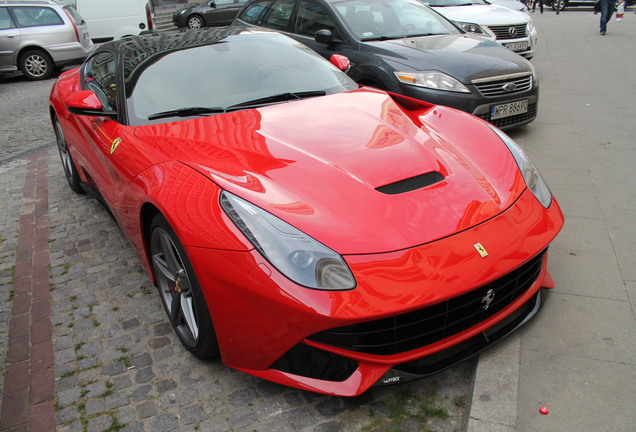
[147,91,327,120]
[148,106,225,120]
[226,91,327,110]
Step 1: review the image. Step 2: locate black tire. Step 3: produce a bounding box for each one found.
[53,115,84,194]
[19,49,55,80]
[149,213,220,359]
[187,15,204,29]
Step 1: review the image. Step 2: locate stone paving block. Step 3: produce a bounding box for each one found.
[228,406,258,429]
[313,421,346,432]
[285,407,317,429]
[149,412,180,432]
[177,404,206,426]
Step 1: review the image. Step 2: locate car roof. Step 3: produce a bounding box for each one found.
[0,0,60,5]
[97,27,278,62]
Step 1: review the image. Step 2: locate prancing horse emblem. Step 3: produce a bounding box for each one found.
[474,243,489,258]
[481,289,495,310]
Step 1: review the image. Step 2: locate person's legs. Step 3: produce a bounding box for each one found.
[599,0,613,34]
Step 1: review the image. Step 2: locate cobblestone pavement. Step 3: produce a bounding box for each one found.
[0,72,474,431]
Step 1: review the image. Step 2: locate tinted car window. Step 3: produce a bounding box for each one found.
[295,0,339,37]
[125,34,358,125]
[333,0,458,40]
[84,52,118,111]
[11,6,64,27]
[0,8,14,29]
[62,4,85,25]
[260,0,294,30]
[239,0,273,24]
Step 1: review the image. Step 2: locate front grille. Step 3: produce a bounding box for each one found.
[488,24,528,40]
[475,102,537,128]
[308,250,545,356]
[474,74,533,97]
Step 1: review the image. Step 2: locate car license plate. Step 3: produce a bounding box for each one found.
[491,100,528,120]
[505,41,528,52]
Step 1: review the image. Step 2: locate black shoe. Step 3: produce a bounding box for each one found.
[600,31,606,35]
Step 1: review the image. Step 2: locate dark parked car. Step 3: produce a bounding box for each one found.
[234,0,539,129]
[173,0,247,28]
[550,0,633,11]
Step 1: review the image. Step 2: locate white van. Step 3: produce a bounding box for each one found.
[60,0,155,43]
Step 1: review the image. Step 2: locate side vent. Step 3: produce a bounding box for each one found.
[376,172,444,195]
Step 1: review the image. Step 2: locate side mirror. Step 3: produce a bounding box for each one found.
[330,54,350,72]
[66,90,116,117]
[210,1,216,7]
[315,29,333,45]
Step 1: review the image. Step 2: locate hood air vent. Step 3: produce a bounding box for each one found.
[376,172,444,195]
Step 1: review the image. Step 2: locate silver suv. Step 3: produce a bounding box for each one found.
[0,0,93,80]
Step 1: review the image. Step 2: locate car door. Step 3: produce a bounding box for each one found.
[289,0,362,70]
[72,50,130,210]
[238,0,363,69]
[0,7,20,71]
[202,0,245,25]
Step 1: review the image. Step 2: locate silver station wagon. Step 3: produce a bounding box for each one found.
[0,0,93,80]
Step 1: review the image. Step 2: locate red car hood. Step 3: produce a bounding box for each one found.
[133,89,526,254]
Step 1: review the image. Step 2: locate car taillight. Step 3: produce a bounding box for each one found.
[63,8,81,43]
[146,4,154,30]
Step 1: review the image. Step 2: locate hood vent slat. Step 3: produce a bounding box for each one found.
[376,172,444,195]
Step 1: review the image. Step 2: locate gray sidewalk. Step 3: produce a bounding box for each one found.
[469,8,636,432]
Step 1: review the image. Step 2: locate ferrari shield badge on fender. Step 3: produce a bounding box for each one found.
[473,242,488,258]
[110,137,122,154]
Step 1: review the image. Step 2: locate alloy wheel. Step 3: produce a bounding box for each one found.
[151,227,200,347]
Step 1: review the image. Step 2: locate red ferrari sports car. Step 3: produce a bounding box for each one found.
[49,27,563,396]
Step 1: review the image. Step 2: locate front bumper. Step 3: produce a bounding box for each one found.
[172,12,189,28]
[188,189,563,396]
[398,82,538,130]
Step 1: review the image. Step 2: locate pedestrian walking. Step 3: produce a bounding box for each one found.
[596,0,615,34]
[532,0,544,13]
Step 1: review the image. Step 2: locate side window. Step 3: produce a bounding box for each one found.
[294,0,338,38]
[11,6,64,27]
[260,0,294,31]
[214,0,235,5]
[0,8,14,30]
[84,52,118,112]
[237,0,273,24]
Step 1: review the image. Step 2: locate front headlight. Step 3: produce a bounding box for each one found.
[176,9,187,15]
[454,21,495,40]
[487,124,552,208]
[394,71,470,93]
[220,192,356,290]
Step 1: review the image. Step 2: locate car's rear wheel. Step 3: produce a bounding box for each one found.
[551,0,566,10]
[187,15,204,29]
[150,214,220,359]
[53,115,84,194]
[19,49,55,80]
